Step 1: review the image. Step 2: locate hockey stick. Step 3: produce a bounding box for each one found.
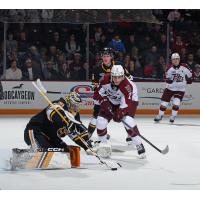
[34,80,81,125]
[33,79,121,170]
[46,90,93,95]
[122,120,169,155]
[132,76,164,81]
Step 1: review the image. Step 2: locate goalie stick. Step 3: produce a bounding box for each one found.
[32,79,121,171]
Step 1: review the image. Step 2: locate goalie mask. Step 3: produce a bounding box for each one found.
[65,92,82,113]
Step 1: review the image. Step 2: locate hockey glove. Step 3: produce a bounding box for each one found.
[100,98,113,119]
[113,108,129,122]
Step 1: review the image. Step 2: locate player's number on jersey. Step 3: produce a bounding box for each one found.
[128,93,132,100]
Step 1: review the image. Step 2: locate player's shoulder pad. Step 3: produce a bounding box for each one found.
[114,61,123,66]
[166,64,173,72]
[100,73,111,85]
[119,78,133,95]
[181,63,192,72]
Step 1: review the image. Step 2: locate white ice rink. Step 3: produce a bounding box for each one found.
[0,116,200,190]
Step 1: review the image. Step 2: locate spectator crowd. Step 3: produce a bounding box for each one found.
[0,9,199,82]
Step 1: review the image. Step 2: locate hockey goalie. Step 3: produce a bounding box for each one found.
[10,92,93,170]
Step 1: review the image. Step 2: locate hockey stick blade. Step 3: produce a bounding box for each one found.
[122,119,169,155]
[161,145,169,155]
[36,79,47,93]
[95,154,121,171]
[33,80,81,125]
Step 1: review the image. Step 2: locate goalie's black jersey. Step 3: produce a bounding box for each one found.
[92,61,132,84]
[25,98,80,144]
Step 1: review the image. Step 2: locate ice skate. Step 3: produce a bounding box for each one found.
[154,115,163,123]
[136,144,146,159]
[169,115,176,123]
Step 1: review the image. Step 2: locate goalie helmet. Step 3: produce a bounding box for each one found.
[111,65,125,77]
[65,92,82,112]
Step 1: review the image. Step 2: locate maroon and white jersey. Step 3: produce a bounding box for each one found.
[165,63,192,91]
[94,74,138,109]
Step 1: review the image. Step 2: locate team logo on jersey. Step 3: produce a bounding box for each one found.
[125,85,132,93]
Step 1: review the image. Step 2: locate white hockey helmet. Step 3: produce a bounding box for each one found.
[111,65,124,77]
[171,53,180,60]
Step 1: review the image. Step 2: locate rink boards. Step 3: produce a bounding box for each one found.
[0,81,199,115]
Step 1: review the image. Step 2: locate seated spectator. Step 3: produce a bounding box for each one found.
[108,34,126,54]
[193,64,200,82]
[144,45,159,66]
[186,53,196,71]
[138,35,153,52]
[180,47,187,63]
[96,34,108,52]
[127,60,135,75]
[94,27,103,42]
[4,60,22,80]
[47,45,58,63]
[43,60,59,80]
[172,35,186,54]
[131,61,144,78]
[29,46,42,64]
[154,56,166,79]
[51,32,63,51]
[7,48,21,69]
[124,54,131,69]
[65,34,81,59]
[151,24,162,44]
[22,58,43,80]
[69,52,86,80]
[115,52,124,65]
[59,62,72,80]
[131,47,142,68]
[56,52,66,66]
[167,9,181,22]
[7,33,18,55]
[18,31,29,55]
[125,34,137,53]
[143,62,156,78]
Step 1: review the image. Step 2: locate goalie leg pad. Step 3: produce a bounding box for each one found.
[11,148,72,169]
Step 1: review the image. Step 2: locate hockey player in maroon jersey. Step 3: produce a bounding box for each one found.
[154,53,193,123]
[88,47,133,144]
[93,65,146,158]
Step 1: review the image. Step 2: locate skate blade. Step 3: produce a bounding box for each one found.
[138,153,146,159]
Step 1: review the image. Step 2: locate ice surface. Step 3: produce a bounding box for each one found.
[0,116,200,189]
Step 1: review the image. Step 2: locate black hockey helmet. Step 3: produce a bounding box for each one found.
[101,47,114,57]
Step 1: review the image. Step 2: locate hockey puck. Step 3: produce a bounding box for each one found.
[111,168,117,171]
